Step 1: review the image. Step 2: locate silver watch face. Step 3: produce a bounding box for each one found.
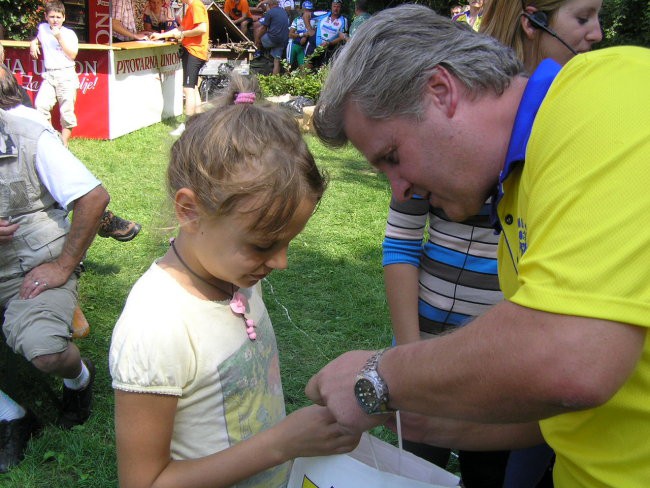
[354,377,379,414]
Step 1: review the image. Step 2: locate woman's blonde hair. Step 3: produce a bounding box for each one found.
[480,0,566,67]
[168,73,327,236]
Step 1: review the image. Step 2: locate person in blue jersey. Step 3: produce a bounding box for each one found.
[307,0,348,69]
[286,0,315,68]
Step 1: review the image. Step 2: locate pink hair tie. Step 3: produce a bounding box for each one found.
[234,92,256,104]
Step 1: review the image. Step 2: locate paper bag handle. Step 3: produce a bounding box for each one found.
[367,410,404,472]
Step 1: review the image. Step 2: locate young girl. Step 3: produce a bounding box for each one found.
[109,75,360,488]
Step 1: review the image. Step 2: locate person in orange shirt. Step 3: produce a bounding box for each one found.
[223,0,252,35]
[151,0,209,136]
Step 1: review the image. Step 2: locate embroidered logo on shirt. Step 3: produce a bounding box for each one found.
[518,217,528,256]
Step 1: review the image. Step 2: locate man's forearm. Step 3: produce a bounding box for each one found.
[56,185,109,276]
[181,22,207,38]
[111,19,135,39]
[329,34,345,46]
[381,301,645,424]
[390,412,544,451]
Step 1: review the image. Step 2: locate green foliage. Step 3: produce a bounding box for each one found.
[0,0,43,40]
[357,0,461,16]
[258,64,328,100]
[599,0,650,48]
[356,0,649,47]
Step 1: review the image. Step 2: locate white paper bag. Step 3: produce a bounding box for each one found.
[287,432,460,488]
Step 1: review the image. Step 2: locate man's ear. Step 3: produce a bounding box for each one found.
[175,188,201,233]
[424,65,458,118]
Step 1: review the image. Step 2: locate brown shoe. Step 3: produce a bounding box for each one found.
[97,210,141,242]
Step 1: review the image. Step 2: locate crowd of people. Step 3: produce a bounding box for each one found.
[226,0,355,72]
[109,0,361,130]
[1,0,649,487]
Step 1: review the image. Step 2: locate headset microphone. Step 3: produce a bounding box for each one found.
[522,11,578,56]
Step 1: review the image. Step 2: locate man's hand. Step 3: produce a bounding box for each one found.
[0,218,19,243]
[17,184,109,300]
[19,261,70,300]
[305,350,390,434]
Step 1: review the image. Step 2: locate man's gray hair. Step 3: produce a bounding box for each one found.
[314,4,525,147]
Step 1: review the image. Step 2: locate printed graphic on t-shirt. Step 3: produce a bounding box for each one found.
[220,330,289,487]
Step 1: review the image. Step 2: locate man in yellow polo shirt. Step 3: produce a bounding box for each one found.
[305,5,650,487]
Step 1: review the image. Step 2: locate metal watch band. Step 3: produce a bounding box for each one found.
[362,348,389,376]
[356,348,393,414]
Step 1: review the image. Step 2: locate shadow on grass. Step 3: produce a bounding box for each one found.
[81,260,121,276]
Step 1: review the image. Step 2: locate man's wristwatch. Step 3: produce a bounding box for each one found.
[354,348,395,415]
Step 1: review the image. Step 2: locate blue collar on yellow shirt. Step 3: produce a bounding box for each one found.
[490,58,562,233]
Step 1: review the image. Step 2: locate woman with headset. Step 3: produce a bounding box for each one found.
[479,1,602,486]
[481,0,603,73]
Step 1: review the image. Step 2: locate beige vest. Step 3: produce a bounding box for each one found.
[0,110,70,279]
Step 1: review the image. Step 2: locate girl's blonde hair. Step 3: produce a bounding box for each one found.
[480,0,566,68]
[167,73,327,236]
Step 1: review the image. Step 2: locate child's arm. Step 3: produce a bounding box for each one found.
[53,26,78,60]
[29,37,41,59]
[115,391,360,488]
[115,390,178,488]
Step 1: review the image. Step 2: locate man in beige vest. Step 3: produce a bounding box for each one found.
[0,64,109,473]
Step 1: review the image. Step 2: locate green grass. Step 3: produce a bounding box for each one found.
[0,121,397,487]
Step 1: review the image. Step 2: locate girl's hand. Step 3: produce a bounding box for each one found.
[277,405,361,459]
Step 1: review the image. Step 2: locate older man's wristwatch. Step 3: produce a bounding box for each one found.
[354,348,395,415]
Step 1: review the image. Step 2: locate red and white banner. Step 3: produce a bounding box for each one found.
[89,0,112,45]
[5,47,110,139]
[4,43,182,140]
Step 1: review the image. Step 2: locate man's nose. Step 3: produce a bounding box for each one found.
[385,167,413,202]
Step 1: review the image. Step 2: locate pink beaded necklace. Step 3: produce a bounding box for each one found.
[170,239,257,340]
